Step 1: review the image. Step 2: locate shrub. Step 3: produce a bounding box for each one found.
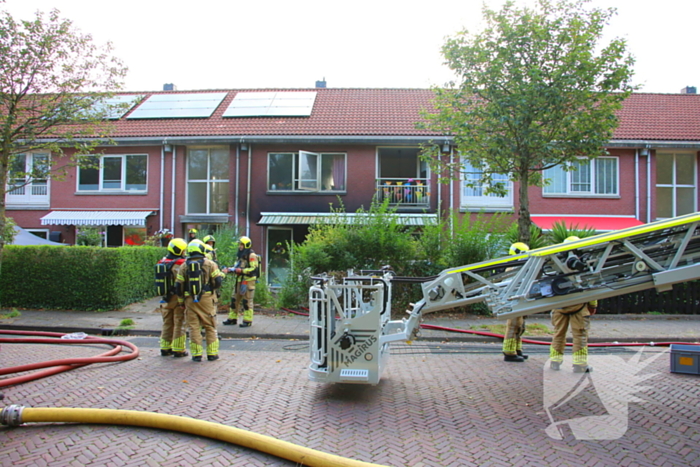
[1,245,163,310]
[505,222,549,250]
[549,220,598,244]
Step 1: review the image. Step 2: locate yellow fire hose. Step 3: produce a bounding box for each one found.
[1,405,388,467]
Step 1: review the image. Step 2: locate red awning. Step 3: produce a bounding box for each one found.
[532,216,644,232]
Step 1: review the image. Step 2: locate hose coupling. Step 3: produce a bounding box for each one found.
[0,404,24,427]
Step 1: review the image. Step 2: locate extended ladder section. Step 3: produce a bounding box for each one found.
[308,213,700,384]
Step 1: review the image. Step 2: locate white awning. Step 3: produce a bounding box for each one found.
[41,211,153,226]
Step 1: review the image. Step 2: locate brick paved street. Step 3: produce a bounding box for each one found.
[1,336,699,466]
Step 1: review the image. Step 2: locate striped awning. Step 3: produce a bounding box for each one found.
[258,212,438,226]
[41,211,154,226]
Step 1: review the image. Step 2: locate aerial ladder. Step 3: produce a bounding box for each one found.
[308,212,700,385]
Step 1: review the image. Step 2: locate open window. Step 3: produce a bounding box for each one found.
[268,152,346,192]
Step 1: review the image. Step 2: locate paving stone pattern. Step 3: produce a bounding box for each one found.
[1,340,699,466]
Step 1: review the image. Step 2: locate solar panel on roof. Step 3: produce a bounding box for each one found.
[223,91,317,117]
[87,94,142,119]
[127,92,228,119]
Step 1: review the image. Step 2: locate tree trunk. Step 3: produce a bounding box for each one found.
[517,171,532,245]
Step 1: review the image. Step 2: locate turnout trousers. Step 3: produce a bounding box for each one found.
[185,292,220,358]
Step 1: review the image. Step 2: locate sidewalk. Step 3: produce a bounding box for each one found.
[1,295,699,344]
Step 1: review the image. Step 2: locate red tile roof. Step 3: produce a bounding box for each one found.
[107,88,700,142]
[614,93,700,141]
[111,88,440,138]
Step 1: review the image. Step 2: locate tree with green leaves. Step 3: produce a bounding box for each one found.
[0,7,128,255]
[420,0,635,244]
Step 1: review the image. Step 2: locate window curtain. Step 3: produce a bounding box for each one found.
[332,155,345,190]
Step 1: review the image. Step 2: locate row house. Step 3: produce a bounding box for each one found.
[8,87,700,286]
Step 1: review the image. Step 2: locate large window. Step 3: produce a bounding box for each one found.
[78,154,147,192]
[656,152,696,218]
[187,147,229,214]
[543,157,618,196]
[8,152,48,195]
[460,160,513,209]
[268,152,346,192]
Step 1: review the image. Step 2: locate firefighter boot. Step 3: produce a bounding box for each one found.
[503,353,525,362]
[550,361,561,371]
[224,298,237,325]
[240,307,253,327]
[573,365,593,373]
[517,350,529,360]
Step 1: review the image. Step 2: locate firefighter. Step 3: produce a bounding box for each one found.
[157,238,188,357]
[549,236,598,373]
[188,228,198,242]
[203,235,218,263]
[222,236,259,327]
[502,242,530,362]
[175,239,225,362]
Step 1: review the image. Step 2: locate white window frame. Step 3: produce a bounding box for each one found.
[460,159,513,210]
[543,156,619,197]
[6,152,50,207]
[77,154,148,192]
[26,228,50,239]
[268,151,347,193]
[655,152,697,219]
[186,146,230,215]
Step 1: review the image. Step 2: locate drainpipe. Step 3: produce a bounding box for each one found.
[449,147,453,237]
[235,142,241,233]
[171,146,177,234]
[635,149,639,221]
[647,148,652,223]
[246,143,252,237]
[159,143,165,231]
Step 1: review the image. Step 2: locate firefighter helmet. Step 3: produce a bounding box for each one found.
[239,236,252,249]
[187,239,206,256]
[203,235,216,245]
[509,242,530,256]
[564,236,580,243]
[167,238,187,256]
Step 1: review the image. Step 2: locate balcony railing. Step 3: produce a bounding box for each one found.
[8,183,48,196]
[375,178,430,207]
[6,182,49,207]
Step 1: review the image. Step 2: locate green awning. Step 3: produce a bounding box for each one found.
[258,212,437,226]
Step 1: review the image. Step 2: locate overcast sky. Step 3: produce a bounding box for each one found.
[3,0,699,94]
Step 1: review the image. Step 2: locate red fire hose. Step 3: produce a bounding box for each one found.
[0,330,139,388]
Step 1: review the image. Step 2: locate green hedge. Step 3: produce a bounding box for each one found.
[0,245,165,311]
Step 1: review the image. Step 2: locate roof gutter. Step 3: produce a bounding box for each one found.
[97,135,448,146]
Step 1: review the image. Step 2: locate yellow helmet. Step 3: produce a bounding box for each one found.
[167,238,187,256]
[564,236,580,243]
[509,242,530,255]
[187,239,206,256]
[203,235,216,244]
[239,236,252,249]
[188,228,198,234]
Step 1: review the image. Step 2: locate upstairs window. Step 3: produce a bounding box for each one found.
[78,154,147,192]
[8,152,49,195]
[187,147,229,214]
[268,152,346,192]
[543,157,618,196]
[460,159,513,209]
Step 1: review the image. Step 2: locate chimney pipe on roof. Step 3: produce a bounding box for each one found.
[163,83,177,91]
[680,86,696,94]
[315,78,327,88]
